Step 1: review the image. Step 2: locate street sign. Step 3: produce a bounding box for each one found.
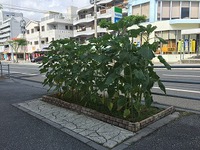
[114,7,122,23]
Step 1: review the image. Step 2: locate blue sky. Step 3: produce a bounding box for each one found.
[1,0,90,20]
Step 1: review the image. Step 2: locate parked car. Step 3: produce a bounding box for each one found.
[31,56,44,63]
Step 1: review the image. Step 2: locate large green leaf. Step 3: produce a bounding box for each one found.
[117,96,127,110]
[123,109,130,118]
[138,47,155,60]
[157,55,171,70]
[134,69,146,81]
[144,92,153,107]
[158,80,166,94]
[105,73,118,85]
[108,102,114,111]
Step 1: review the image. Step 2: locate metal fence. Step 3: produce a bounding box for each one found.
[0,62,10,78]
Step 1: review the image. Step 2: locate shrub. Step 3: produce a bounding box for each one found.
[40,15,171,120]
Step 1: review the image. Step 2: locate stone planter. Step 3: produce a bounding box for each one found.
[42,95,175,132]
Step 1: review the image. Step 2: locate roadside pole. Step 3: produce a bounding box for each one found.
[94,0,97,38]
[20,18,26,62]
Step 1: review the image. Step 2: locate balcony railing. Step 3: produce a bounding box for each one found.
[0,33,10,38]
[0,22,10,29]
[41,15,64,21]
[74,8,112,25]
[74,26,107,37]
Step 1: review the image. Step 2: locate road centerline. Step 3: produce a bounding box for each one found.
[153,86,200,94]
[163,74,200,78]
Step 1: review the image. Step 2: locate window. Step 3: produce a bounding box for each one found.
[181,2,189,19]
[171,1,180,19]
[181,7,189,19]
[41,41,45,44]
[41,26,45,31]
[65,26,68,30]
[36,27,40,31]
[31,29,34,33]
[52,38,54,41]
[191,2,199,19]
[70,26,73,30]
[27,30,30,34]
[141,2,150,21]
[46,38,48,42]
[169,31,176,39]
[157,1,161,21]
[132,5,141,15]
[162,31,169,40]
[162,1,170,20]
[34,41,38,45]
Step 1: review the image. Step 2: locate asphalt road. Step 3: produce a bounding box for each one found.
[0,78,94,150]
[1,62,200,149]
[3,62,200,113]
[125,114,200,150]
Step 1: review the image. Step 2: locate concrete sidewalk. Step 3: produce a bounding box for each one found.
[1,78,200,150]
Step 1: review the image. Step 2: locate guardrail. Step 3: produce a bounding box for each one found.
[0,62,10,78]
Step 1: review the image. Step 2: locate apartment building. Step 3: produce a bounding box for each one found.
[73,0,128,43]
[129,0,200,55]
[25,6,77,58]
[0,10,28,60]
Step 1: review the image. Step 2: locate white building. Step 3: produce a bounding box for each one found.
[73,0,128,43]
[0,10,28,60]
[129,0,200,59]
[25,6,77,58]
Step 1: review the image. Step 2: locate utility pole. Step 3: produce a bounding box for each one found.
[20,18,26,61]
[38,22,41,52]
[94,0,97,38]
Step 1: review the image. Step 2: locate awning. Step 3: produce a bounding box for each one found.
[181,28,200,35]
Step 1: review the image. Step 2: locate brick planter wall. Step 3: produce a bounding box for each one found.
[42,95,175,132]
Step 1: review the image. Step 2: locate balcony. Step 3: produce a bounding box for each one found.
[74,26,107,37]
[0,33,10,39]
[0,38,9,43]
[98,0,113,5]
[73,14,94,25]
[0,22,10,29]
[97,8,112,19]
[41,15,72,24]
[74,8,112,26]
[40,29,73,39]
[0,28,10,33]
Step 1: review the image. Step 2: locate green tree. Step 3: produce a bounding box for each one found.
[7,38,27,63]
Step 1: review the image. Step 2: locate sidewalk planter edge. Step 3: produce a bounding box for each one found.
[42,95,175,132]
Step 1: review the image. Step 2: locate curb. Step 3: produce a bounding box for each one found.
[112,112,180,150]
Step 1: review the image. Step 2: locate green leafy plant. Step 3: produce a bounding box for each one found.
[40,15,171,121]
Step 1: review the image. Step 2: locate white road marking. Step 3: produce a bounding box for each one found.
[153,87,200,94]
[10,71,38,76]
[163,74,200,78]
[10,66,38,70]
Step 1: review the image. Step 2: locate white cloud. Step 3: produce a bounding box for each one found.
[1,0,90,20]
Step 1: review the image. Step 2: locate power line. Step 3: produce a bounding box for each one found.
[1,3,78,17]
[1,3,47,13]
